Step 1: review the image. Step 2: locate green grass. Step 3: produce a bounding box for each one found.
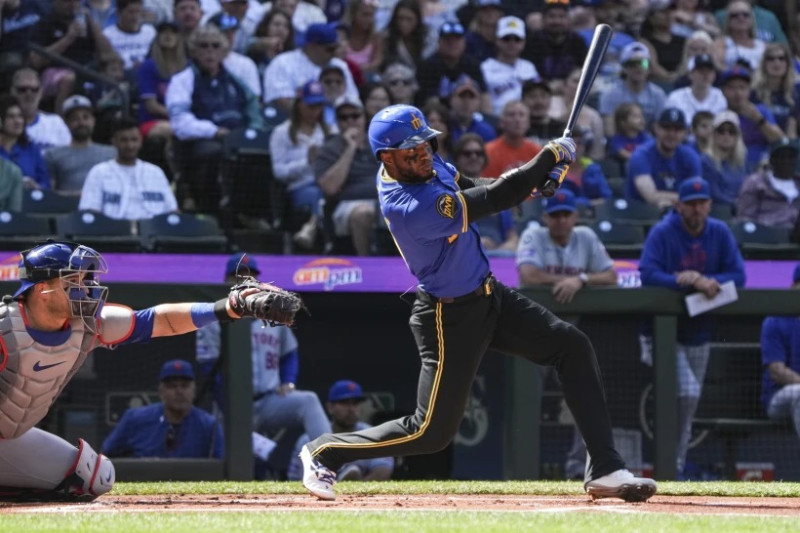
[112,479,800,498]
[3,481,799,533]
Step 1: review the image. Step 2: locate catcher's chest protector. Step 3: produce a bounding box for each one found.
[0,301,96,439]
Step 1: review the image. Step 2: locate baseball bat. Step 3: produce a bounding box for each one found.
[540,23,613,197]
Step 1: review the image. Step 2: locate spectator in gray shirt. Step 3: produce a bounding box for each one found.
[44,95,116,195]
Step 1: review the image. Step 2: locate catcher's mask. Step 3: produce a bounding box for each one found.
[15,240,109,325]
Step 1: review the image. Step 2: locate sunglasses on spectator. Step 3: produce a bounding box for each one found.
[14,85,40,93]
[715,125,738,135]
[388,79,413,87]
[500,36,523,43]
[624,59,649,69]
[765,55,787,62]
[729,11,750,19]
[197,41,223,49]
[337,112,362,121]
[459,149,485,158]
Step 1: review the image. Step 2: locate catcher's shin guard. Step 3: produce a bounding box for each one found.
[53,439,115,501]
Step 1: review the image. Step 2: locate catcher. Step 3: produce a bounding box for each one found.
[0,241,303,502]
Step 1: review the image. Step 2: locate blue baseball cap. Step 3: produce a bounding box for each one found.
[793,264,800,284]
[300,80,326,105]
[160,359,195,381]
[306,23,338,45]
[328,380,365,402]
[439,21,465,37]
[720,66,751,85]
[208,12,240,31]
[658,107,686,128]
[544,189,577,214]
[225,253,260,276]
[678,177,711,202]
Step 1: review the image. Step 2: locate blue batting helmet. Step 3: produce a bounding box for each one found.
[368,104,441,160]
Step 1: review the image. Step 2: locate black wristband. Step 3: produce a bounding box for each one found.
[214,298,235,323]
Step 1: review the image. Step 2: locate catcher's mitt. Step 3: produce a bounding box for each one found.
[227,277,306,326]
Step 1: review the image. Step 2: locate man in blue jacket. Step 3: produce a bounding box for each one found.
[639,177,746,477]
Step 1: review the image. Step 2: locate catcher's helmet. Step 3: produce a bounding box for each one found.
[368,104,441,160]
[15,241,108,321]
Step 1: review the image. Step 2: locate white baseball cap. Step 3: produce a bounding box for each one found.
[61,95,93,117]
[620,41,650,64]
[496,16,525,39]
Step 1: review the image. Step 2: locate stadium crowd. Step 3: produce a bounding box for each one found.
[1,0,799,256]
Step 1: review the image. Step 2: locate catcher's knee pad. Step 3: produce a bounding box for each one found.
[55,439,115,500]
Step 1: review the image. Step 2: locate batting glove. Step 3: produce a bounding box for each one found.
[544,137,577,165]
[548,162,570,187]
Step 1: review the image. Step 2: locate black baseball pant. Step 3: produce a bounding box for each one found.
[306,277,625,481]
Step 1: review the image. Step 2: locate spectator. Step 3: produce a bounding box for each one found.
[30,0,115,114]
[718,0,765,70]
[416,21,489,112]
[269,80,329,248]
[714,0,786,46]
[206,0,268,55]
[0,95,50,190]
[480,16,538,116]
[287,380,394,482]
[319,63,348,129]
[523,0,588,95]
[447,74,496,145]
[102,359,223,458]
[736,138,800,229]
[720,66,784,171]
[423,101,452,163]
[0,0,45,92]
[688,110,712,154]
[700,110,748,208]
[671,29,725,87]
[79,117,177,219]
[381,62,418,106]
[247,8,295,73]
[560,127,612,207]
[174,0,203,38]
[599,41,667,135]
[142,0,173,25]
[523,79,566,149]
[753,42,798,140]
[343,0,384,78]
[640,1,686,88]
[556,67,606,161]
[664,53,727,127]
[518,188,617,302]
[0,158,22,211]
[314,96,379,256]
[760,265,800,444]
[626,107,701,209]
[608,102,651,176]
[639,176,746,477]
[453,133,517,255]
[263,22,358,112]
[45,95,117,196]
[483,100,540,179]
[10,68,71,150]
[261,0,326,47]
[103,0,157,72]
[208,11,262,98]
[464,0,504,63]
[88,0,118,29]
[137,22,188,145]
[379,0,429,71]
[670,0,721,40]
[360,81,392,121]
[166,24,264,215]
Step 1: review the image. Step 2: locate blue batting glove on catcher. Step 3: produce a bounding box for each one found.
[544,137,577,165]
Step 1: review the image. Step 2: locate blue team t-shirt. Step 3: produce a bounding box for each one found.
[378,154,490,298]
[625,140,701,201]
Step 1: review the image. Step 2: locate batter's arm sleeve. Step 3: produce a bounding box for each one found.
[460,149,557,222]
[457,175,497,190]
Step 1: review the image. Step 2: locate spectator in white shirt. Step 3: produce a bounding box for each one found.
[103,0,157,72]
[208,11,261,97]
[174,0,204,38]
[79,117,177,220]
[480,16,538,116]
[201,0,267,54]
[263,22,359,112]
[261,0,326,46]
[664,53,727,127]
[9,68,70,150]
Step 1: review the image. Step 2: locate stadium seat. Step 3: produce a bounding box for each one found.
[729,221,800,259]
[592,198,663,227]
[22,189,80,217]
[591,219,646,258]
[55,211,141,253]
[0,211,54,250]
[138,213,229,253]
[710,203,733,222]
[515,198,544,234]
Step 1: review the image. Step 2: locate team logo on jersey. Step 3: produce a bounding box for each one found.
[410,113,422,130]
[436,194,456,219]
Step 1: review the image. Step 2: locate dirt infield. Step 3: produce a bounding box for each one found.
[2,494,800,516]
